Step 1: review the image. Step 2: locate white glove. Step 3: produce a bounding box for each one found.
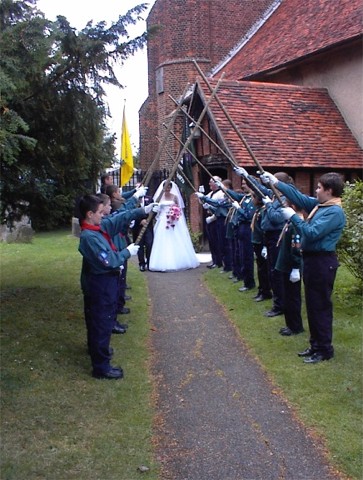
[194,192,204,199]
[206,215,216,224]
[214,179,224,189]
[133,186,148,199]
[233,166,248,177]
[281,207,295,220]
[260,171,278,185]
[144,202,159,214]
[262,196,272,205]
[129,220,135,228]
[290,268,301,283]
[126,243,140,256]
[261,246,268,259]
[231,201,240,210]
[202,203,210,210]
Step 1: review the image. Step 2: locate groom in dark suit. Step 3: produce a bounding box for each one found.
[131,195,154,271]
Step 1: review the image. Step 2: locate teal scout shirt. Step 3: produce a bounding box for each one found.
[275,222,302,273]
[79,208,144,282]
[276,182,346,252]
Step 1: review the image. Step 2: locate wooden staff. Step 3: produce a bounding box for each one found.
[165,123,266,204]
[169,94,266,200]
[134,73,225,245]
[193,60,284,205]
[169,94,233,163]
[164,113,257,231]
[157,136,197,192]
[140,83,191,187]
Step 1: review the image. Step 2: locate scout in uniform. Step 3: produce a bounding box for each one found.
[261,171,346,363]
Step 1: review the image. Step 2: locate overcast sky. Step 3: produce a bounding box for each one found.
[37,0,157,155]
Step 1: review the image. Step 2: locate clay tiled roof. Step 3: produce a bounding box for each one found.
[196,79,362,169]
[221,0,362,79]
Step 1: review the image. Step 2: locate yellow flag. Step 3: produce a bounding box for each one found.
[120,105,133,187]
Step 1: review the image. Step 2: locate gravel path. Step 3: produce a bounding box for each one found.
[146,265,341,480]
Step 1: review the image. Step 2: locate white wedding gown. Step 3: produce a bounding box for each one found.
[149,200,200,272]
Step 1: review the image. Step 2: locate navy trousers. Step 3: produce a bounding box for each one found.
[217,217,232,271]
[117,261,127,311]
[282,272,303,332]
[231,233,241,279]
[303,253,339,356]
[253,243,271,297]
[265,230,285,312]
[237,223,255,288]
[84,273,118,375]
[206,219,223,267]
[133,226,154,268]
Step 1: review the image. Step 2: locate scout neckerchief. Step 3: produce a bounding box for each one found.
[225,194,246,226]
[306,197,342,222]
[250,205,265,232]
[80,221,118,251]
[276,211,304,247]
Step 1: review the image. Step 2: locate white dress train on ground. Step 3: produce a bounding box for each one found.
[149,200,200,272]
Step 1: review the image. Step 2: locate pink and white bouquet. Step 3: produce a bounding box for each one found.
[166,205,182,228]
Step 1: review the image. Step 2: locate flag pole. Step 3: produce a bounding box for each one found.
[120,99,126,188]
[120,100,134,188]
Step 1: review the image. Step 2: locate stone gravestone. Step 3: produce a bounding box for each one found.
[72,217,81,238]
[0,215,34,243]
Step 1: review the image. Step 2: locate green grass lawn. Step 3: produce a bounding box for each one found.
[204,265,363,479]
[0,230,158,480]
[1,231,362,479]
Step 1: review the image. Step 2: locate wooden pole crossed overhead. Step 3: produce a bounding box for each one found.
[140,83,192,188]
[134,72,226,245]
[156,136,197,193]
[168,94,266,200]
[193,61,284,205]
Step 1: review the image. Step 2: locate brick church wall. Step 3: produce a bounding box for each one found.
[140,0,276,173]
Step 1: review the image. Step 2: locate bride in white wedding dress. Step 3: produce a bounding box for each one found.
[148,180,200,272]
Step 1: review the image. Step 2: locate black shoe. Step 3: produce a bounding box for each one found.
[117,307,130,315]
[255,294,271,302]
[280,327,293,336]
[124,295,132,301]
[115,321,128,330]
[93,367,124,380]
[207,263,217,269]
[265,309,283,317]
[280,327,304,336]
[239,286,252,292]
[298,347,316,357]
[112,325,127,334]
[139,265,146,272]
[304,353,333,364]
